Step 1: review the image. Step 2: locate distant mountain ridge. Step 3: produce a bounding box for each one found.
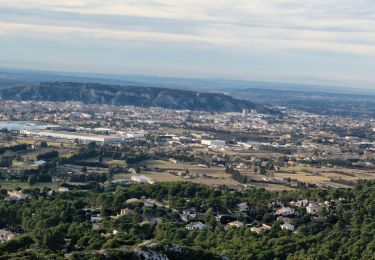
[0,82,278,114]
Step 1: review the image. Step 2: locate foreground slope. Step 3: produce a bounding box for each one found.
[0,82,277,113]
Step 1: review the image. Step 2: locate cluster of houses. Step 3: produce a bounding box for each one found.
[1,186,348,246]
[85,196,347,235]
[168,198,345,233]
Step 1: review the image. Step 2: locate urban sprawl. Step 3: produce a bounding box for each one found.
[1,100,375,258]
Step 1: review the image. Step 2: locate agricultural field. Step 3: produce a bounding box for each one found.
[275,166,375,187]
[19,147,76,160]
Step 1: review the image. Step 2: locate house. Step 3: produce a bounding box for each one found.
[250,224,272,234]
[143,199,156,208]
[119,208,133,217]
[180,209,197,222]
[281,223,295,231]
[237,202,250,212]
[169,158,178,164]
[227,221,245,228]
[306,203,320,215]
[186,222,206,231]
[290,199,309,208]
[91,214,102,223]
[126,198,141,205]
[34,160,47,166]
[7,190,27,201]
[275,207,296,216]
[0,230,15,242]
[131,175,154,184]
[58,187,69,192]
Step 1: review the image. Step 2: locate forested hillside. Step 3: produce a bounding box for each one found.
[1,181,375,259]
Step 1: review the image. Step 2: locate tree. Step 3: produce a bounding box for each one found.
[204,208,216,228]
[34,226,66,250]
[28,175,38,186]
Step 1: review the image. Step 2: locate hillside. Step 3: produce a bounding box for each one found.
[0,82,277,114]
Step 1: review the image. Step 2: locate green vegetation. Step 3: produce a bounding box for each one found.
[0,181,375,259]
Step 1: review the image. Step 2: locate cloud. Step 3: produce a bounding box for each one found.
[0,21,218,45]
[1,0,374,53]
[0,0,374,85]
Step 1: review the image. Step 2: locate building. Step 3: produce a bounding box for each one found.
[250,224,272,234]
[227,221,245,228]
[119,208,133,217]
[58,187,69,192]
[131,175,154,184]
[281,223,295,231]
[237,202,250,212]
[180,209,197,222]
[143,199,156,208]
[7,190,27,201]
[275,207,296,216]
[92,128,115,134]
[126,198,141,205]
[242,109,249,117]
[186,222,206,231]
[306,203,320,215]
[91,214,102,223]
[126,131,146,139]
[201,139,226,147]
[21,130,124,144]
[290,200,309,208]
[0,230,15,242]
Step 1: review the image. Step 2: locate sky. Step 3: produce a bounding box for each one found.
[0,0,375,88]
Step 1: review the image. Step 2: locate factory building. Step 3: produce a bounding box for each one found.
[20,130,124,144]
[201,139,226,147]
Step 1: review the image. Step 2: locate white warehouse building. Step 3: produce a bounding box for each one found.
[201,139,226,147]
[21,130,124,144]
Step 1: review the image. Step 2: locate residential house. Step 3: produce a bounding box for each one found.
[227,221,245,228]
[58,187,69,192]
[91,214,102,223]
[0,230,15,242]
[180,209,197,222]
[237,202,250,212]
[126,198,141,205]
[281,223,295,231]
[306,203,320,215]
[275,207,296,216]
[118,208,133,217]
[290,199,309,208]
[7,190,27,201]
[186,222,206,231]
[250,224,272,234]
[143,199,156,208]
[131,175,154,184]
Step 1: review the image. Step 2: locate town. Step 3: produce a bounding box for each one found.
[1,100,375,192]
[1,100,375,258]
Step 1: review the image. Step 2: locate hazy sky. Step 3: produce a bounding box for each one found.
[0,0,375,87]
